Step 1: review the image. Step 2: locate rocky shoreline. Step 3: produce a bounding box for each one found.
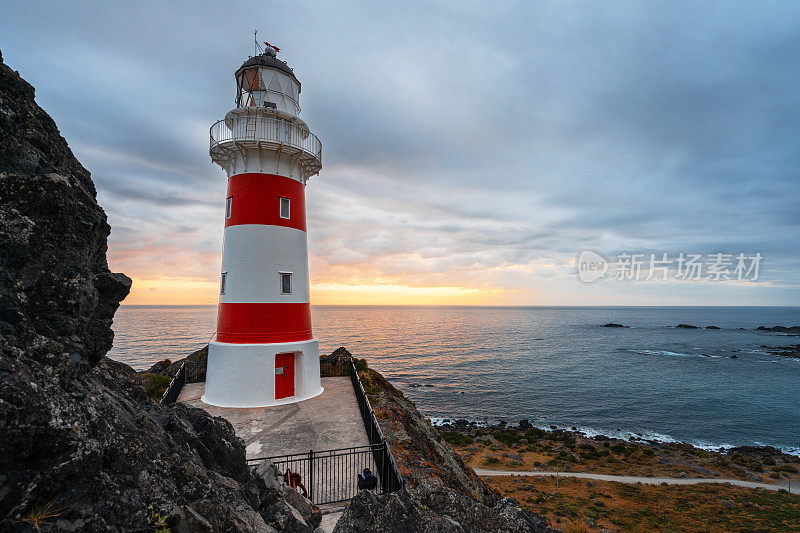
[433,419,800,484]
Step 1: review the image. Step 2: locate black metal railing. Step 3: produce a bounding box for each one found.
[160,362,186,405]
[348,358,404,493]
[247,443,392,505]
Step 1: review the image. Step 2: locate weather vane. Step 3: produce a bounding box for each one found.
[253,29,279,55]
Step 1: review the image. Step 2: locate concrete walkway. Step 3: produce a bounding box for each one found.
[178,377,370,459]
[474,469,798,494]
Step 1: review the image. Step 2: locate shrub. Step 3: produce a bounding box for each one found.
[525,427,547,439]
[440,431,473,446]
[144,373,172,401]
[495,431,522,446]
[731,453,764,472]
[485,457,500,465]
[610,444,627,454]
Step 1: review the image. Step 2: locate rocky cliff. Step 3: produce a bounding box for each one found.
[0,51,319,532]
[332,351,557,533]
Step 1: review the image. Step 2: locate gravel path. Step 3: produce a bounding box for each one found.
[474,469,798,494]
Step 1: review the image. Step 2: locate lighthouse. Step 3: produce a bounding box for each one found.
[203,43,323,407]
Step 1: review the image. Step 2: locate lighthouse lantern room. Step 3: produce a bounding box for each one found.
[203,41,323,407]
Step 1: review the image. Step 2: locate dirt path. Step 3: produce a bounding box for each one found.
[474,469,798,494]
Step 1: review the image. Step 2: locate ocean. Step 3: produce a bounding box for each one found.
[108,305,800,455]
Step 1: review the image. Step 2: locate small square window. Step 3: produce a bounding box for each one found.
[225,196,233,219]
[220,271,227,295]
[279,197,291,219]
[280,272,292,295]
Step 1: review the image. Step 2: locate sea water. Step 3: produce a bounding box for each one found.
[109,305,800,455]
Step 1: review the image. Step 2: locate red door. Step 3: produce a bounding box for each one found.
[275,353,295,399]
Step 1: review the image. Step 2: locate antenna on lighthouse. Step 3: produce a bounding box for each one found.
[253,29,264,56]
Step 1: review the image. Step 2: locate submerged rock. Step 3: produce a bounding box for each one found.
[757,325,800,333]
[675,324,700,329]
[602,323,628,328]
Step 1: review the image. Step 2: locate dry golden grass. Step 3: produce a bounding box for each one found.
[487,475,800,532]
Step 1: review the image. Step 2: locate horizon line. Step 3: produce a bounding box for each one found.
[118,303,800,308]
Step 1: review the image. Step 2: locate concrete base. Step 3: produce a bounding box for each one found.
[179,377,371,458]
[202,338,323,407]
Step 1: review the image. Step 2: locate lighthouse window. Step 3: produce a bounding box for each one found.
[280,272,292,295]
[279,197,291,219]
[220,272,227,295]
[225,196,232,219]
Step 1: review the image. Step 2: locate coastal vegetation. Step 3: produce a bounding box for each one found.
[140,372,171,400]
[439,422,800,531]
[439,423,799,483]
[489,475,800,532]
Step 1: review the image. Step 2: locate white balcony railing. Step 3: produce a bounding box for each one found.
[210,116,322,164]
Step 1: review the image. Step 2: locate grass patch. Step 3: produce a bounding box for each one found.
[141,373,171,401]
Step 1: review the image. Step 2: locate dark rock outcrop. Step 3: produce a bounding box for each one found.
[675,324,699,329]
[146,344,208,383]
[254,461,322,532]
[0,51,315,531]
[601,323,627,328]
[333,349,556,533]
[766,344,800,359]
[0,50,131,367]
[757,325,800,334]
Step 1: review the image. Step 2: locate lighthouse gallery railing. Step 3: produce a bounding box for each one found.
[210,116,322,163]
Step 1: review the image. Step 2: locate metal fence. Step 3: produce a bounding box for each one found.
[348,358,404,493]
[209,116,322,162]
[247,443,393,505]
[160,362,185,405]
[246,356,405,505]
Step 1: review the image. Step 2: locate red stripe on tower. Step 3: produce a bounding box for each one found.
[216,302,312,343]
[225,173,307,231]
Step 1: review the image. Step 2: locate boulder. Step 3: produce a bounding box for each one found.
[253,461,322,530]
[335,483,557,533]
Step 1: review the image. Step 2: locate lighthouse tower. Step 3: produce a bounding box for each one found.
[203,43,323,407]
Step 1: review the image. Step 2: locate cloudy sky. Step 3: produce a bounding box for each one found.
[2,1,799,305]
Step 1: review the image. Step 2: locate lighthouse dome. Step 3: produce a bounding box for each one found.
[235,52,302,116]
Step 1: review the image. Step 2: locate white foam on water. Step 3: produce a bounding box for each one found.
[624,349,723,359]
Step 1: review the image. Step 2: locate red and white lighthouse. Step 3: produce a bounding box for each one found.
[203,43,323,407]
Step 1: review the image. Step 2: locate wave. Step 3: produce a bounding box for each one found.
[623,348,724,359]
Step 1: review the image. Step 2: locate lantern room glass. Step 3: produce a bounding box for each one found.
[237,67,268,108]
